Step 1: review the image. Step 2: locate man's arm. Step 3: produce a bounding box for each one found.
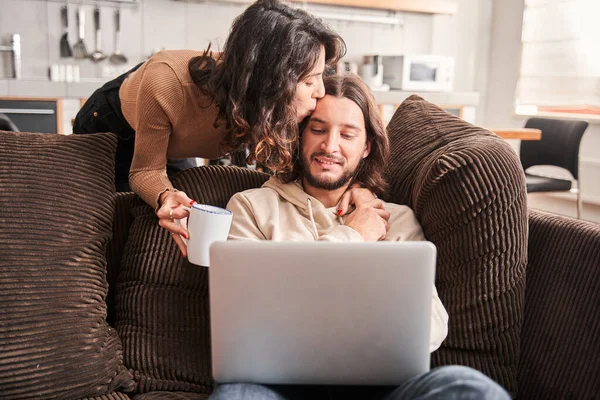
[317,225,364,242]
[226,193,268,241]
[430,286,449,352]
[383,204,449,352]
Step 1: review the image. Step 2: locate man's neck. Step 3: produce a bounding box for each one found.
[301,178,350,209]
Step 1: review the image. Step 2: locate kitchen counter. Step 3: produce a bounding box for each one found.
[1,79,481,108]
[0,79,105,99]
[372,90,480,107]
[372,89,480,124]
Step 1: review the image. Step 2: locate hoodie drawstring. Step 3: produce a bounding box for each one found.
[306,198,319,240]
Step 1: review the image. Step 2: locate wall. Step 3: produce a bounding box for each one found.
[484,0,600,222]
[0,0,489,111]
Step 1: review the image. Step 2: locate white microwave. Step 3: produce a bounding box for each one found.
[381,55,455,92]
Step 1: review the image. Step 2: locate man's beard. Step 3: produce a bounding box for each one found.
[300,151,359,191]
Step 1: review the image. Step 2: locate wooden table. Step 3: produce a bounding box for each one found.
[489,128,542,140]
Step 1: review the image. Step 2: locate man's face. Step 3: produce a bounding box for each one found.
[300,94,371,191]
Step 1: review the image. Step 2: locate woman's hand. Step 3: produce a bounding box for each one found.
[343,198,390,242]
[337,184,389,225]
[156,190,196,257]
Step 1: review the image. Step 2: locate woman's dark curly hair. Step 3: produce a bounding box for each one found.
[279,73,390,197]
[188,0,346,173]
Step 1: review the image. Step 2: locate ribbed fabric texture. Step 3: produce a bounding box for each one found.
[105,192,138,327]
[518,210,600,399]
[0,131,135,399]
[81,394,131,400]
[133,392,209,399]
[384,96,528,395]
[116,166,269,395]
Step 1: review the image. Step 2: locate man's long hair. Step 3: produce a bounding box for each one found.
[279,73,390,196]
[188,0,346,174]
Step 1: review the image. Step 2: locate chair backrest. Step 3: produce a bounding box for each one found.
[0,113,19,132]
[520,117,588,179]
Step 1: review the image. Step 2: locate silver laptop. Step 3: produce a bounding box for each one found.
[209,241,437,386]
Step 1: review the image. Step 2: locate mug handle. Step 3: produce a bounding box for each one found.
[174,205,192,245]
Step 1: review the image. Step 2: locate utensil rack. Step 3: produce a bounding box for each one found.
[38,0,140,9]
[174,0,403,26]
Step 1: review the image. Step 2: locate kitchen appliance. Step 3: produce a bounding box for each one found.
[0,34,22,79]
[73,7,88,59]
[381,55,455,92]
[60,5,73,58]
[90,8,106,62]
[109,9,127,65]
[360,55,384,89]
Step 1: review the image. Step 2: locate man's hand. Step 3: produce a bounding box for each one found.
[343,198,390,242]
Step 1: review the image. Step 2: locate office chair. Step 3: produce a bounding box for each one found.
[520,117,588,219]
[0,113,19,132]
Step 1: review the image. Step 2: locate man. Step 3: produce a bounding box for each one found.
[210,74,511,400]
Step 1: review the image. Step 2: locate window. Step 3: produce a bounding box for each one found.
[516,0,600,119]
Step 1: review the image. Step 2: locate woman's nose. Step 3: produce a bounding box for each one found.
[313,77,325,99]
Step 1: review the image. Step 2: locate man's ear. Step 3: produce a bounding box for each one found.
[363,139,372,159]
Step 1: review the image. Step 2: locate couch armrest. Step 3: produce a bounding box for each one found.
[518,209,600,399]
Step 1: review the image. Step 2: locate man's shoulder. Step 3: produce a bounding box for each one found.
[382,200,417,217]
[230,186,280,203]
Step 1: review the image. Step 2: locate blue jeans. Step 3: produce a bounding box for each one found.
[209,365,511,400]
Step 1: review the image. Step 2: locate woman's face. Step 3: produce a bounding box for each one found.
[294,46,326,123]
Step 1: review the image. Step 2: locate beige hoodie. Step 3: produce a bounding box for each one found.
[226,176,449,352]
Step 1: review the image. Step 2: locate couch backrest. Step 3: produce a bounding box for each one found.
[519,210,600,399]
[385,95,528,395]
[112,166,269,395]
[105,191,140,327]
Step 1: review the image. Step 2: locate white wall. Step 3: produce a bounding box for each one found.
[484,0,600,221]
[0,0,488,108]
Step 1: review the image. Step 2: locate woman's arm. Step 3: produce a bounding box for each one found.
[127,61,185,210]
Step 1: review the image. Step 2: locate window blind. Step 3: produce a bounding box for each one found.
[516,0,600,109]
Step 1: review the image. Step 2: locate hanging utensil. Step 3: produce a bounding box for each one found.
[90,7,106,62]
[73,7,88,59]
[109,9,127,65]
[59,4,73,58]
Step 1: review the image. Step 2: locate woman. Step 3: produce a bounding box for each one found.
[73,0,346,256]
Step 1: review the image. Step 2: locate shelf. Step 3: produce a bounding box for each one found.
[174,0,458,15]
[298,0,458,15]
[37,0,139,9]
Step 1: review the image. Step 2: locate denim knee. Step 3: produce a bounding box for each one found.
[430,365,494,381]
[210,383,285,400]
[427,365,511,399]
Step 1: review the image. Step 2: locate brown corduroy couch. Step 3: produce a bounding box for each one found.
[1,96,599,400]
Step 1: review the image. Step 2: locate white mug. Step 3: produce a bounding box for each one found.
[177,204,233,267]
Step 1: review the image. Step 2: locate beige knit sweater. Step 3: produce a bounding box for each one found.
[119,50,228,209]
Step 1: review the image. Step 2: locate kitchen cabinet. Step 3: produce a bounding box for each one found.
[0,98,62,134]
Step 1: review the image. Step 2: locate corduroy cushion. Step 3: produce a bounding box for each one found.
[0,131,135,399]
[116,166,269,395]
[518,210,600,399]
[133,392,209,399]
[384,96,528,395]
